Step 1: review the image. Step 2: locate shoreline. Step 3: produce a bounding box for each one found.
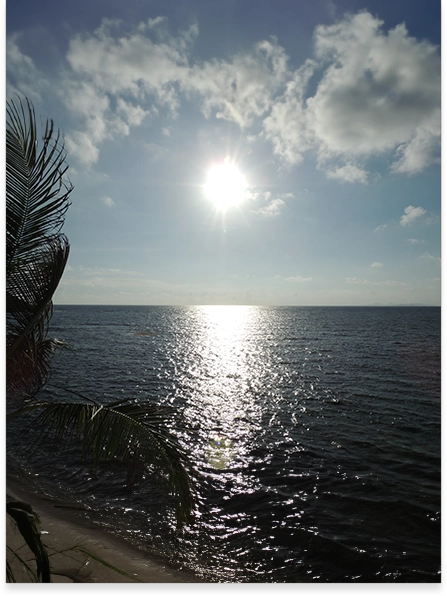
[6,473,203,583]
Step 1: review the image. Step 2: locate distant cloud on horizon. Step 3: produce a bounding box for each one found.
[285,276,313,282]
[346,277,406,287]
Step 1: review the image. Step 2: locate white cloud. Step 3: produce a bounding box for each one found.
[285,276,313,282]
[7,10,440,177]
[374,224,387,233]
[406,238,423,244]
[257,197,285,217]
[63,81,111,164]
[146,17,167,30]
[371,262,384,268]
[425,214,440,226]
[248,191,293,217]
[60,19,193,163]
[100,196,115,207]
[382,280,407,287]
[391,110,440,174]
[97,266,150,278]
[346,277,369,285]
[312,13,439,159]
[419,252,440,264]
[66,18,191,100]
[247,190,271,203]
[60,21,289,163]
[400,205,427,226]
[186,38,289,128]
[346,277,406,287]
[116,98,148,129]
[6,36,47,101]
[65,130,101,165]
[326,163,369,184]
[263,11,440,179]
[262,59,316,165]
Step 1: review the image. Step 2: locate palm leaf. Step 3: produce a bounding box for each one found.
[6,96,72,405]
[7,236,69,339]
[62,545,143,582]
[8,397,195,525]
[6,546,39,583]
[6,237,70,405]
[6,96,72,274]
[6,497,51,582]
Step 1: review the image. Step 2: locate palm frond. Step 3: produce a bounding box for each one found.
[8,399,195,525]
[6,497,51,582]
[62,545,143,582]
[6,96,72,405]
[6,96,72,274]
[6,546,39,583]
[6,237,70,405]
[6,338,66,409]
[7,236,69,341]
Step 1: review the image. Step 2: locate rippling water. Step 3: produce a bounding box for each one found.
[8,306,441,582]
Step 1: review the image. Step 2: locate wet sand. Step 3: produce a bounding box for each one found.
[6,475,202,584]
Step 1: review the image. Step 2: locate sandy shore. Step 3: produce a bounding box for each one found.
[6,474,203,583]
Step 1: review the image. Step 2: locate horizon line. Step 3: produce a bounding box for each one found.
[53,303,440,308]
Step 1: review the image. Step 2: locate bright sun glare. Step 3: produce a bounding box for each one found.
[204,160,247,211]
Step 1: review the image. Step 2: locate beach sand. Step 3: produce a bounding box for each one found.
[6,475,202,584]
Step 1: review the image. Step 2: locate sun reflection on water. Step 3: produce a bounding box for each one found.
[190,305,263,470]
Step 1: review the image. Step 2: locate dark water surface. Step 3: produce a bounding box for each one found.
[8,306,441,582]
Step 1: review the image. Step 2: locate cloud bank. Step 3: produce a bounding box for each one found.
[7,11,440,179]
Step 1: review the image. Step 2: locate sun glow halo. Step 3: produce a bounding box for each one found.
[204,161,247,211]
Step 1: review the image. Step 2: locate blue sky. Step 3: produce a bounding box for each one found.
[7,0,441,305]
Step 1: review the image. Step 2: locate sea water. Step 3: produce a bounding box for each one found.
[7,305,441,582]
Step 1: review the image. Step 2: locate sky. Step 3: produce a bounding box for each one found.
[6,0,442,306]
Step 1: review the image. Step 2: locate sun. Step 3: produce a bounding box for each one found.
[204,160,247,211]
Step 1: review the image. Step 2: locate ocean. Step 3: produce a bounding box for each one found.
[7,305,441,582]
